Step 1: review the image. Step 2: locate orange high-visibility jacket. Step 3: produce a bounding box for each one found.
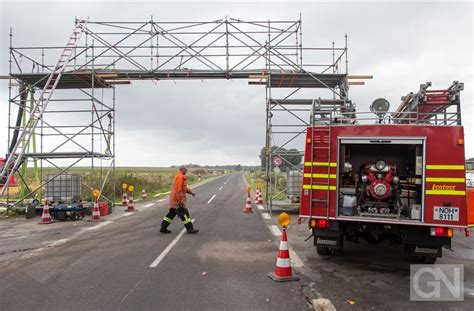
[169,171,194,209]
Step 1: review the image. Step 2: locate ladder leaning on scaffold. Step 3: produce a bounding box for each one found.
[0,20,88,196]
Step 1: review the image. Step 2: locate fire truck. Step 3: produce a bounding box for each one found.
[299,81,468,263]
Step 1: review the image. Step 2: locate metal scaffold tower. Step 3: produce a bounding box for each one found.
[2,17,352,209]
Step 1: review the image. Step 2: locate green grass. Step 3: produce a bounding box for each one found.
[4,167,229,203]
[244,170,288,201]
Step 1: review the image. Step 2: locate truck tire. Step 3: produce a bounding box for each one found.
[330,247,343,256]
[330,238,344,256]
[316,245,330,256]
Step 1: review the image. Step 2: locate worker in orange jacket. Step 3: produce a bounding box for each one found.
[160,166,199,234]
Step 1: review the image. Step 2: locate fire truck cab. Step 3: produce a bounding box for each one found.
[299,81,468,263]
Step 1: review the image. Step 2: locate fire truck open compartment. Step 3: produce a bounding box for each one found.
[337,137,425,222]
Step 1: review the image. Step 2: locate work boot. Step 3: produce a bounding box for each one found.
[184,222,198,234]
[160,228,171,234]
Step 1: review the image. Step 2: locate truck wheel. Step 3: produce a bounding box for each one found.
[316,246,330,256]
[330,238,344,256]
[330,247,344,256]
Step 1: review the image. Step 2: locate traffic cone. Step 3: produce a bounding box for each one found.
[126,193,136,212]
[39,200,53,224]
[268,228,299,281]
[243,192,253,213]
[122,191,128,206]
[91,200,102,222]
[142,189,147,200]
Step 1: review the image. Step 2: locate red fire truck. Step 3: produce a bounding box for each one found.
[299,81,468,263]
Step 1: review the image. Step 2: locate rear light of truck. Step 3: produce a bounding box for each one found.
[430,227,453,237]
[310,218,329,228]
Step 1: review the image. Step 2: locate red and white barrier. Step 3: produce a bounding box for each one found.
[127,193,136,212]
[122,192,128,206]
[257,188,263,205]
[254,189,260,205]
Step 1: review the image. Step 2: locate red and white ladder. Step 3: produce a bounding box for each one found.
[1,20,87,195]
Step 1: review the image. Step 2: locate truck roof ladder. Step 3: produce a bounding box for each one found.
[1,20,87,195]
[309,98,332,220]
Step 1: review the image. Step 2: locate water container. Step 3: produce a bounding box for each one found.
[45,174,82,202]
[286,170,303,198]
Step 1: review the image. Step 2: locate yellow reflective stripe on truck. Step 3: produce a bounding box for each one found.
[303,184,336,191]
[425,190,466,196]
[304,162,337,167]
[425,177,465,183]
[426,165,465,170]
[303,173,336,179]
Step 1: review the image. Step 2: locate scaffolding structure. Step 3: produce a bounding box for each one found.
[2,17,350,210]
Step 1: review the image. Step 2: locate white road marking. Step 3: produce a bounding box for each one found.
[270,225,281,236]
[312,298,336,311]
[121,212,133,217]
[157,198,166,202]
[218,186,223,191]
[141,203,154,210]
[207,194,216,204]
[289,248,304,268]
[86,220,113,231]
[150,220,195,268]
[257,205,264,210]
[50,238,69,247]
[261,213,271,220]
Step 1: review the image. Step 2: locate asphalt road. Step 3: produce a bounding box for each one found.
[287,208,474,310]
[0,173,310,311]
[1,172,473,310]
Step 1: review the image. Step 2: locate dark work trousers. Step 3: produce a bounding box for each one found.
[161,207,193,231]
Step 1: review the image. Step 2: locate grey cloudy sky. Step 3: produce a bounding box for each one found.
[0,1,472,167]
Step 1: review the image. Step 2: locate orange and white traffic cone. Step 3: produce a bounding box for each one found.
[142,189,147,200]
[243,192,253,213]
[268,228,299,281]
[91,200,102,222]
[122,191,128,206]
[126,193,136,212]
[39,200,53,224]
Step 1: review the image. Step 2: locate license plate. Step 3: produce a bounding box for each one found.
[433,206,459,222]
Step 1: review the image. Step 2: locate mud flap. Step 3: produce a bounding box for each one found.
[405,244,442,258]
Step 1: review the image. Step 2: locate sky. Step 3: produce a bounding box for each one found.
[0,1,472,167]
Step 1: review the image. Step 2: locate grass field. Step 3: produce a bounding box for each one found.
[2,167,229,204]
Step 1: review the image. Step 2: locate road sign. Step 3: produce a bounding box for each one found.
[272,157,283,167]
